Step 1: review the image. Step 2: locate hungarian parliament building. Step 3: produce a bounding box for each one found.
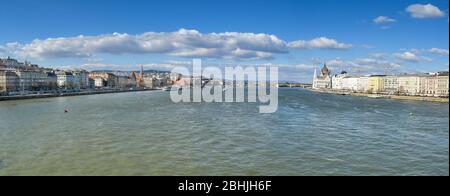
[312,64,449,97]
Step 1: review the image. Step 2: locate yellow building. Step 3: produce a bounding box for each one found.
[398,75,422,96]
[368,75,385,93]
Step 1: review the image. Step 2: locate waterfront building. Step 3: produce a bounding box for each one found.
[73,70,90,89]
[312,64,332,89]
[368,75,386,94]
[341,76,360,92]
[427,72,449,97]
[398,75,423,96]
[57,72,80,89]
[434,72,449,97]
[384,76,399,94]
[357,76,369,93]
[44,72,58,90]
[424,75,437,96]
[93,77,106,88]
[0,71,19,93]
[15,70,50,91]
[418,76,428,95]
[118,76,136,88]
[143,76,158,89]
[332,71,348,90]
[88,78,95,89]
[89,72,118,88]
[309,64,448,97]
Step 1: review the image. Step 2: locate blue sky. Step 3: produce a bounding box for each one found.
[0,0,448,82]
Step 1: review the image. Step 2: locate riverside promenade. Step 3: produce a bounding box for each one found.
[0,88,157,101]
[312,89,449,103]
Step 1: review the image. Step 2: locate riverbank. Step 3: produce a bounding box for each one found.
[0,88,157,101]
[313,89,449,103]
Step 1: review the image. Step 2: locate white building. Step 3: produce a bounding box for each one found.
[332,71,348,90]
[94,77,106,88]
[358,76,369,92]
[57,72,80,89]
[341,76,360,91]
[313,64,332,89]
[384,76,399,94]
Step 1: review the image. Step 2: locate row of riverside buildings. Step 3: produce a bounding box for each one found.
[313,64,449,97]
[0,57,172,95]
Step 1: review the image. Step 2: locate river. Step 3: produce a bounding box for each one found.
[0,89,448,176]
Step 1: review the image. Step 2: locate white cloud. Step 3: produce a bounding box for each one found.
[323,57,403,75]
[8,29,288,60]
[373,16,396,24]
[326,58,347,66]
[369,53,387,59]
[406,4,445,19]
[1,29,352,61]
[78,60,193,71]
[352,58,401,69]
[294,64,317,70]
[429,48,449,56]
[287,37,352,49]
[393,52,432,62]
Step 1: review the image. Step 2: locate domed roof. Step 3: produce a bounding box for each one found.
[321,64,330,76]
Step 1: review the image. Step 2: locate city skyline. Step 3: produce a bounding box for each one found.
[0,0,449,82]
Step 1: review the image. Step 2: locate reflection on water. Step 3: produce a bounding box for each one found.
[0,89,448,176]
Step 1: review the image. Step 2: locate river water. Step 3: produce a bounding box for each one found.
[0,89,448,176]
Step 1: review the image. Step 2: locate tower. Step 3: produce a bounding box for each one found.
[132,64,145,88]
[321,63,330,77]
[313,69,318,89]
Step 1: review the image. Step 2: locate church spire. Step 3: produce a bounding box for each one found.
[139,64,145,81]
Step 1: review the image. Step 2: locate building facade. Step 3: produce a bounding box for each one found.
[341,76,360,92]
[357,76,369,92]
[118,76,136,88]
[384,76,399,94]
[313,64,332,89]
[93,77,106,88]
[14,70,50,91]
[45,72,58,90]
[398,75,422,96]
[73,70,90,89]
[309,65,448,97]
[368,75,386,94]
[332,71,348,90]
[0,71,19,93]
[89,72,118,88]
[57,72,80,89]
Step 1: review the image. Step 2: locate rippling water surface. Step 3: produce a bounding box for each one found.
[0,89,448,176]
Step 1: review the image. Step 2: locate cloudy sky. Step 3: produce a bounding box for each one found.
[0,0,448,82]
